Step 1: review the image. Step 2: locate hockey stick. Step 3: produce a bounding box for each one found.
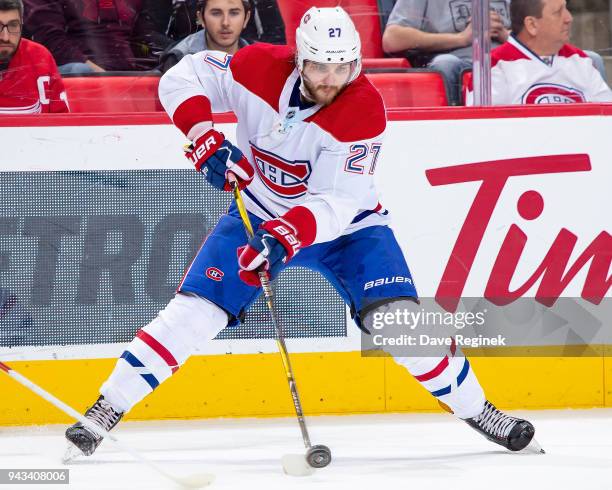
[228,173,331,476]
[0,360,214,489]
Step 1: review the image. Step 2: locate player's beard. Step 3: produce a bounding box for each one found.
[0,38,19,62]
[302,78,344,106]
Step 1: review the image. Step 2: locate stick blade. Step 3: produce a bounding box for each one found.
[281,453,315,476]
[174,473,215,488]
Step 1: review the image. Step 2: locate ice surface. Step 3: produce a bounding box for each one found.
[1,409,611,490]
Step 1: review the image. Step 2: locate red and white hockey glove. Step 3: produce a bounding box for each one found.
[237,208,316,287]
[184,128,254,191]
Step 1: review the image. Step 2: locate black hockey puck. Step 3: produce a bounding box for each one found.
[306,444,332,468]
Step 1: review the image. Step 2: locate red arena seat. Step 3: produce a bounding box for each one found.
[362,58,411,70]
[461,69,473,105]
[366,71,450,107]
[63,71,449,113]
[63,75,163,113]
[278,0,385,58]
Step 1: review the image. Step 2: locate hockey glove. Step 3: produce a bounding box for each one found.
[184,128,254,191]
[237,218,302,287]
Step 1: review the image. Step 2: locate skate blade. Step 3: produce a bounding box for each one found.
[281,453,315,476]
[62,443,84,464]
[524,437,545,454]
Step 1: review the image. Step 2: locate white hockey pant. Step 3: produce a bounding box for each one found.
[100,292,228,413]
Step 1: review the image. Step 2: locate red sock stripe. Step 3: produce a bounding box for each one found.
[414,355,449,382]
[415,339,458,382]
[136,330,179,374]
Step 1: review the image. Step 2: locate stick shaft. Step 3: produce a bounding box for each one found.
[0,361,211,487]
[230,176,312,449]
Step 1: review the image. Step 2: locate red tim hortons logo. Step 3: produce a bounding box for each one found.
[250,144,312,199]
[206,267,224,282]
[522,84,586,104]
[426,154,611,311]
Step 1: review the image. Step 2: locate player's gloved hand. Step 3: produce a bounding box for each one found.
[237,218,301,286]
[184,127,254,191]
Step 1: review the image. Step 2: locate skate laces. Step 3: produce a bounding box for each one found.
[474,401,519,439]
[84,398,122,435]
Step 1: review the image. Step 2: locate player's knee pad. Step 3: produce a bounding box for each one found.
[100,293,229,412]
[359,297,419,335]
[149,292,230,356]
[362,296,452,360]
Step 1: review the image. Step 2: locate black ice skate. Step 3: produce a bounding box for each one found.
[64,396,124,460]
[465,400,544,453]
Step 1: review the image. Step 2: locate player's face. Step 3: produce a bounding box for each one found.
[535,0,573,51]
[0,9,22,62]
[301,61,356,106]
[200,0,250,54]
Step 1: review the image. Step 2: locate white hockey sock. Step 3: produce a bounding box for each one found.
[392,340,485,419]
[100,293,228,413]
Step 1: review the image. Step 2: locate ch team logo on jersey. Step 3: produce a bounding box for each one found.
[522,84,586,104]
[206,267,224,281]
[250,143,312,199]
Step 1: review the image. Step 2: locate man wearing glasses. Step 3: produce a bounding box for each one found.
[0,0,68,113]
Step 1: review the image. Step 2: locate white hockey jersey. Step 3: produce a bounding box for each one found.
[466,35,612,105]
[158,43,389,246]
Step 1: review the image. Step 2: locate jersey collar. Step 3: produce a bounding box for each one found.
[509,34,556,67]
[276,68,321,133]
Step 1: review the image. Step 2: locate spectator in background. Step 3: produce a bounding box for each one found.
[23,0,154,73]
[133,0,199,58]
[382,0,511,105]
[0,0,69,113]
[467,0,612,104]
[137,0,285,70]
[242,0,285,45]
[160,0,250,72]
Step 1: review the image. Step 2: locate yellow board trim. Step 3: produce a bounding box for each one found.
[0,351,606,426]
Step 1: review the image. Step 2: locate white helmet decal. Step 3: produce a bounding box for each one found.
[296,6,362,85]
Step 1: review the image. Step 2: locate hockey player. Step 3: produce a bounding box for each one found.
[466,0,612,105]
[0,0,68,114]
[66,6,538,459]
